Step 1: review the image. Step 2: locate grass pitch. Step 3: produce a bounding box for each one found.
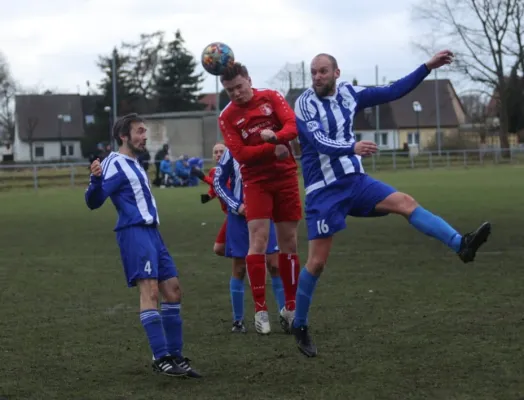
[1,166,523,400]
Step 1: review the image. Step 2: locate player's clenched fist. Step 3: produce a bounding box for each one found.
[260,129,277,143]
[354,141,378,156]
[90,158,102,177]
[274,144,289,160]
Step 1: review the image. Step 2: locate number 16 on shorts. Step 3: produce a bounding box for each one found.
[316,219,329,235]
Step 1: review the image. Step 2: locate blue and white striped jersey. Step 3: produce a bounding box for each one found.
[85,151,160,230]
[295,64,430,195]
[213,149,243,214]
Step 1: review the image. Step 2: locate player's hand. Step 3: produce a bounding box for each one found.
[90,158,102,177]
[201,194,211,204]
[274,144,289,160]
[354,141,378,156]
[425,50,454,70]
[237,204,246,215]
[260,129,278,143]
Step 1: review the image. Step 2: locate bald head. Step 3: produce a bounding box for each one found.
[212,142,226,162]
[310,53,340,97]
[312,53,338,70]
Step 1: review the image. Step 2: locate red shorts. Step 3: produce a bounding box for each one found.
[243,176,302,222]
[215,218,227,244]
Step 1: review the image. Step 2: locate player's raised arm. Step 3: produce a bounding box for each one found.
[352,50,454,110]
[269,90,298,144]
[213,150,242,213]
[85,156,124,210]
[219,115,276,165]
[295,92,358,157]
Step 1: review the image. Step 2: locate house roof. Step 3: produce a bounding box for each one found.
[15,94,85,141]
[285,79,464,131]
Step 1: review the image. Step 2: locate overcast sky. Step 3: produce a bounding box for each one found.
[0,0,463,96]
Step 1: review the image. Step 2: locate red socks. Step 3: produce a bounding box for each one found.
[246,254,267,312]
[278,253,300,311]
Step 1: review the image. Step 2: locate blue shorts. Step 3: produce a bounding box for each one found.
[305,173,396,240]
[116,226,178,287]
[225,212,279,258]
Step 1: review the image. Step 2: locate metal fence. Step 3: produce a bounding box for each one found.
[0,148,522,191]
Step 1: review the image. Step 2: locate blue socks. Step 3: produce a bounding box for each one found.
[230,277,245,322]
[160,302,183,357]
[271,276,286,312]
[140,309,169,359]
[293,268,319,328]
[409,206,462,252]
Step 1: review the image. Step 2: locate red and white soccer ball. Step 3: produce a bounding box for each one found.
[201,42,235,76]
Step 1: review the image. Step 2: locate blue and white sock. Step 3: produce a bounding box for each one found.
[271,276,286,312]
[293,268,319,328]
[140,309,169,360]
[409,206,462,252]
[230,277,244,322]
[160,302,183,357]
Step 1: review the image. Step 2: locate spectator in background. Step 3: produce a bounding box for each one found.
[175,155,192,186]
[154,144,169,186]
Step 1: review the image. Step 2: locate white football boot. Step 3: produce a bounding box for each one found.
[254,310,271,335]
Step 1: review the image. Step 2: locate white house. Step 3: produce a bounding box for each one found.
[13,94,85,162]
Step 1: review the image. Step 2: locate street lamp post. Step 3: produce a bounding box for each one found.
[412,101,422,151]
[104,106,112,150]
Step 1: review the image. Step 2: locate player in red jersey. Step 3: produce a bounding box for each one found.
[218,62,301,334]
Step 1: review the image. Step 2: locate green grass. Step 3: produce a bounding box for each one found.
[1,166,524,400]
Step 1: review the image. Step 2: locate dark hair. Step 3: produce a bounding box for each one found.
[112,113,144,146]
[220,62,249,83]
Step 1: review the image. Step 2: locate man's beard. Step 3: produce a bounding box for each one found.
[314,80,336,97]
[128,141,145,155]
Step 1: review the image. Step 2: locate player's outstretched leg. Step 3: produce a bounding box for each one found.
[137,279,188,377]
[291,237,331,358]
[375,192,491,263]
[230,258,247,333]
[159,277,202,378]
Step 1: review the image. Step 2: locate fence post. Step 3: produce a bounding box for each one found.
[446,151,450,168]
[371,153,376,172]
[429,152,433,169]
[70,165,76,187]
[463,150,467,168]
[410,154,414,169]
[32,165,38,190]
[392,152,396,170]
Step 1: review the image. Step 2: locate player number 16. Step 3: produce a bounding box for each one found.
[316,219,329,234]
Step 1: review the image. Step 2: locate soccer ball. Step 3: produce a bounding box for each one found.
[201,42,235,76]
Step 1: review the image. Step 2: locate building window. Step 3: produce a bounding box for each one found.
[61,144,74,156]
[85,115,95,124]
[355,133,362,142]
[35,146,44,157]
[374,132,388,146]
[407,132,420,146]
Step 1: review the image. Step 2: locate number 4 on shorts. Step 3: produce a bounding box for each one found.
[144,261,152,275]
[316,219,329,234]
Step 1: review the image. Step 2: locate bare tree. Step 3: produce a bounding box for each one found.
[267,62,311,94]
[0,53,16,142]
[122,31,165,99]
[412,0,524,154]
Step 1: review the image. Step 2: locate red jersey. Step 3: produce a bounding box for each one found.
[206,167,228,215]
[218,89,298,184]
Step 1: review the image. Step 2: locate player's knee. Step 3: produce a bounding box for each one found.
[139,280,160,307]
[160,278,182,303]
[397,192,418,217]
[249,231,269,253]
[307,256,327,275]
[275,222,298,253]
[214,242,225,256]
